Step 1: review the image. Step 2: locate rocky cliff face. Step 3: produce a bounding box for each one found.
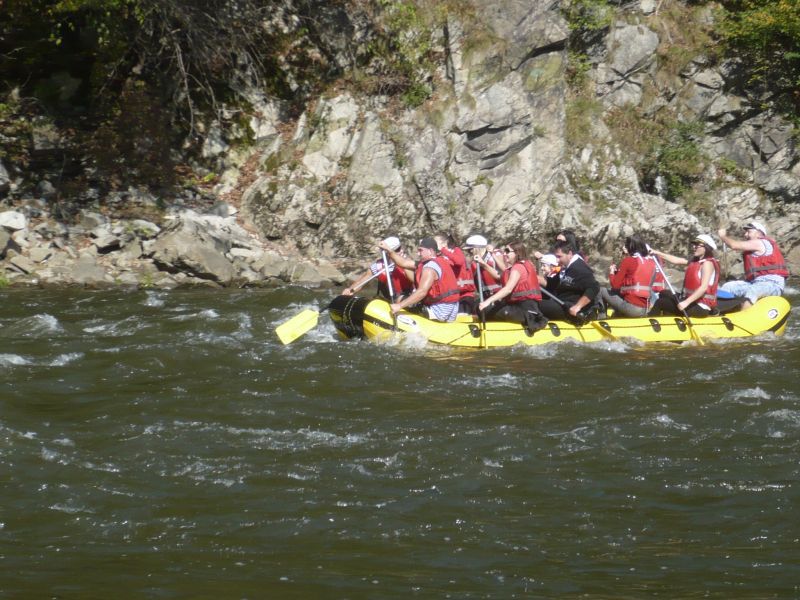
[228,0,799,274]
[1,0,798,287]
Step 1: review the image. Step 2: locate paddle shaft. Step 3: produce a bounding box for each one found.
[475,258,485,301]
[652,255,704,344]
[320,270,382,315]
[381,250,395,302]
[320,268,384,312]
[540,286,566,307]
[475,257,487,348]
[350,270,382,294]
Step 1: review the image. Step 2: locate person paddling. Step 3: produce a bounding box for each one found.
[477,241,546,334]
[465,234,501,302]
[539,240,600,321]
[649,234,719,317]
[435,232,476,315]
[343,236,414,301]
[379,237,460,322]
[599,234,664,317]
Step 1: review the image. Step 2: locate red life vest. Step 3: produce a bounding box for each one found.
[503,260,542,303]
[651,263,667,293]
[377,262,413,296]
[440,246,475,298]
[618,255,660,307]
[683,258,719,309]
[470,253,501,294]
[742,237,789,281]
[416,256,460,305]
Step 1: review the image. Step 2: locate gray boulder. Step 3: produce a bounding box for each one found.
[0,210,27,231]
[287,262,328,286]
[0,160,9,196]
[147,211,241,284]
[29,246,53,263]
[252,251,289,279]
[93,233,122,253]
[71,254,111,286]
[9,255,36,274]
[79,210,108,230]
[129,219,161,239]
[33,219,68,240]
[0,229,10,258]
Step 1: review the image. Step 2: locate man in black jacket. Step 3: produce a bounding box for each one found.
[540,240,600,320]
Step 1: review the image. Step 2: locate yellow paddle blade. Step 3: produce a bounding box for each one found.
[689,325,705,346]
[590,320,618,342]
[275,309,320,345]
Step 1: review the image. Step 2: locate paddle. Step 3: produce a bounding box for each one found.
[652,256,705,345]
[382,250,395,303]
[475,256,487,348]
[540,286,617,340]
[382,249,397,331]
[275,271,380,345]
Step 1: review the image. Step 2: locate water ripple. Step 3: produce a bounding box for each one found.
[1,288,797,597]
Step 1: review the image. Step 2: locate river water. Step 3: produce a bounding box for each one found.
[1,286,798,597]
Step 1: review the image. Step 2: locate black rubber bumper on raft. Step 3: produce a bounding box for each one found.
[329,295,370,339]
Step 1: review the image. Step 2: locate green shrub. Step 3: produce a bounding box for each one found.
[563,0,614,33]
[647,121,708,200]
[719,0,800,118]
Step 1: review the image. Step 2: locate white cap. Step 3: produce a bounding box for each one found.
[743,221,767,236]
[693,234,717,250]
[540,253,558,266]
[381,236,401,251]
[464,234,488,248]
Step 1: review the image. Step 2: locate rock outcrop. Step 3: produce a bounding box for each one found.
[1,0,798,287]
[229,0,799,273]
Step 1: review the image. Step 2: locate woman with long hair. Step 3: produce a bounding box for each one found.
[477,241,546,333]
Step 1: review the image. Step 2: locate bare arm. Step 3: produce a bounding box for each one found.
[390,268,434,314]
[651,249,688,266]
[569,294,592,317]
[378,241,416,269]
[718,228,764,252]
[343,269,372,295]
[492,248,509,272]
[474,252,501,280]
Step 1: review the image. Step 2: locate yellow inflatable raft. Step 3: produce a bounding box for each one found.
[328,295,791,347]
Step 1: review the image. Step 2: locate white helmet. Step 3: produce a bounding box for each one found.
[464,234,488,248]
[693,234,717,250]
[743,221,767,236]
[381,236,401,251]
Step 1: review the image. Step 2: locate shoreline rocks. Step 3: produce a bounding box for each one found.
[0,206,348,290]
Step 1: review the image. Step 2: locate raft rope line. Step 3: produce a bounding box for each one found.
[343,297,361,335]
